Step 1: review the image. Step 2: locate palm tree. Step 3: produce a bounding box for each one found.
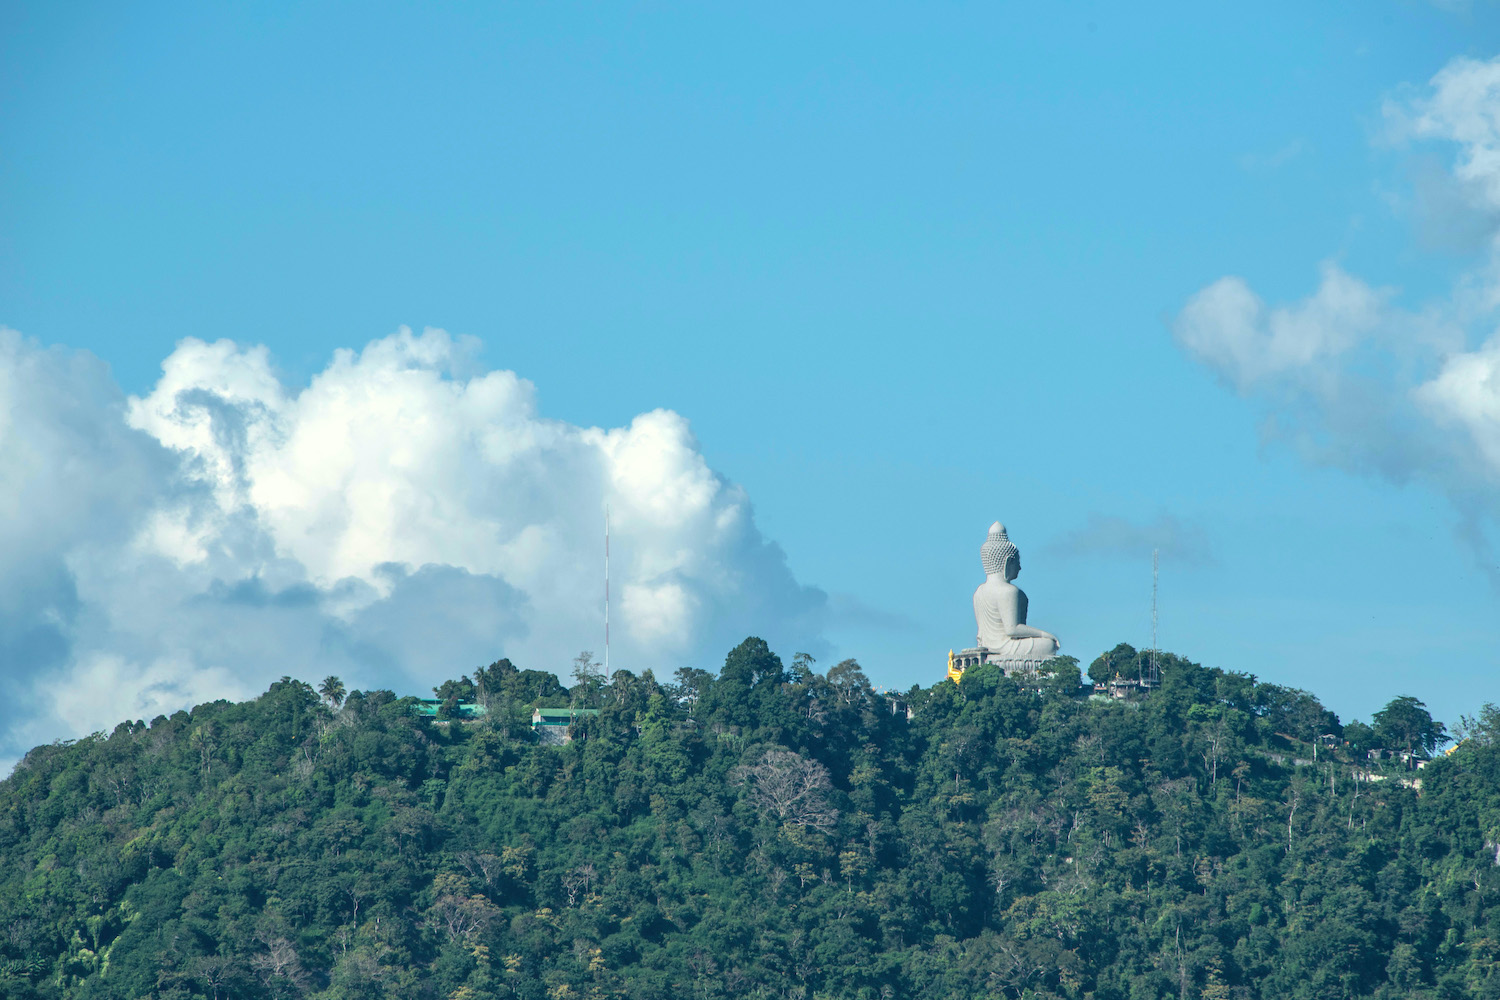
[319,675,346,710]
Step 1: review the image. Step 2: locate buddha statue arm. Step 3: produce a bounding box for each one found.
[999,587,1057,642]
[1006,623,1059,641]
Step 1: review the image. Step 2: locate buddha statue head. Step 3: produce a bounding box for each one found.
[980,521,1020,582]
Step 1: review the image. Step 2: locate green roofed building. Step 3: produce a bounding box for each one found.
[532,707,600,743]
[411,699,487,719]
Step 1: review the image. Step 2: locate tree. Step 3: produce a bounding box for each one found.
[434,675,477,702]
[189,721,218,778]
[571,650,601,683]
[1288,690,1338,751]
[10,639,1500,1000]
[192,955,242,1000]
[1453,702,1500,748]
[319,675,346,710]
[1343,720,1377,755]
[1041,655,1082,696]
[1373,695,1447,759]
[249,935,311,997]
[733,747,838,832]
[826,658,872,706]
[427,874,500,941]
[671,666,713,715]
[704,637,785,731]
[1088,643,1137,686]
[571,651,603,706]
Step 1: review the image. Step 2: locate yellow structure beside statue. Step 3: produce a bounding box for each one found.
[947,649,964,684]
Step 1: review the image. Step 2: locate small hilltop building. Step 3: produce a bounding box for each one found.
[532,707,600,743]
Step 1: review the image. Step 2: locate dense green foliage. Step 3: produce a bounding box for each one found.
[3,640,1500,1000]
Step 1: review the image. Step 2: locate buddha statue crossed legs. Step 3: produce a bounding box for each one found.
[966,521,1059,675]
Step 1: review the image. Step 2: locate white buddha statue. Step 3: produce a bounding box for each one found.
[972,522,1059,669]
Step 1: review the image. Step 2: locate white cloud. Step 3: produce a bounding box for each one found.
[0,326,826,769]
[1238,138,1306,173]
[51,653,249,742]
[1047,514,1215,567]
[1388,55,1500,214]
[1385,56,1500,258]
[1173,263,1389,389]
[1174,53,1500,582]
[1415,336,1500,469]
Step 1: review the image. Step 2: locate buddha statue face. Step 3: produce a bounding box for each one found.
[980,522,1020,582]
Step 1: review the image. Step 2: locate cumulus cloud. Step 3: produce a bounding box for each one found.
[1387,55,1500,214]
[1416,336,1500,469]
[0,326,826,769]
[1174,262,1392,389]
[1407,154,1500,253]
[1173,54,1500,583]
[1387,56,1500,255]
[1047,514,1214,567]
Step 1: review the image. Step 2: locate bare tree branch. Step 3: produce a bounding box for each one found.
[733,748,838,833]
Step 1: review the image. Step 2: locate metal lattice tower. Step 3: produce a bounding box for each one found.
[1149,548,1159,687]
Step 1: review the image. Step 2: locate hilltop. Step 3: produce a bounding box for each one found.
[2,639,1498,1000]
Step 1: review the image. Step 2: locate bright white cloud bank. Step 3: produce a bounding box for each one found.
[0,327,825,766]
[1174,54,1500,577]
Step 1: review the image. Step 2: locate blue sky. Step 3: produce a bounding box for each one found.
[3,2,1500,758]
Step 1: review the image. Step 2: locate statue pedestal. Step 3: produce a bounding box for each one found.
[952,647,1053,679]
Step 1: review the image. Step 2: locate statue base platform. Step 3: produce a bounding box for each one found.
[951,647,1054,680]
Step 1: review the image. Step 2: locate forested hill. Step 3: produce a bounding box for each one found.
[3,641,1500,1000]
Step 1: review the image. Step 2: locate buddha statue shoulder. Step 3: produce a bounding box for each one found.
[972,521,1060,662]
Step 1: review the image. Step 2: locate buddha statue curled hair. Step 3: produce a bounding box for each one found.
[980,524,1019,578]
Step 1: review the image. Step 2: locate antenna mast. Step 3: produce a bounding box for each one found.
[604,505,610,675]
[1149,547,1159,687]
